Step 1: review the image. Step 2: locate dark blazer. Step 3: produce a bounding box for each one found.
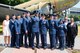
[67,22,78,36]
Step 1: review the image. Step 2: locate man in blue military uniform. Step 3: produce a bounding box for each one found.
[39,14,49,49]
[26,12,32,47]
[63,17,69,48]
[54,15,59,48]
[49,15,57,50]
[20,13,26,47]
[14,15,22,49]
[23,12,32,48]
[58,19,67,50]
[31,11,40,49]
[23,13,29,48]
[9,14,16,47]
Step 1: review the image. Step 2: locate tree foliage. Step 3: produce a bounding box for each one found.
[69,15,80,21]
[0,0,30,6]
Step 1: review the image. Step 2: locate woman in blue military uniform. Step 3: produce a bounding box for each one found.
[9,14,16,47]
[49,15,57,50]
[58,19,67,50]
[31,11,40,49]
[39,14,49,49]
[14,15,22,49]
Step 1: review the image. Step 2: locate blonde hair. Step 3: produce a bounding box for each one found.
[5,15,10,20]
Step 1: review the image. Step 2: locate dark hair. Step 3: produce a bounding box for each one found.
[41,14,46,17]
[33,10,39,14]
[10,14,16,19]
[12,14,16,16]
[22,13,26,15]
[26,11,30,14]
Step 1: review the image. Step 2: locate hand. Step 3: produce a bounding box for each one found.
[26,30,28,34]
[16,32,19,34]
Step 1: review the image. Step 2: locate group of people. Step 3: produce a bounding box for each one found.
[2,11,78,50]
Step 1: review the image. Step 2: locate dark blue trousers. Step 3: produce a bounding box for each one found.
[24,34,28,47]
[28,31,32,47]
[59,36,65,48]
[41,34,47,47]
[16,34,20,47]
[11,32,16,47]
[31,32,39,48]
[20,32,24,46]
[50,34,56,48]
[56,31,59,46]
[24,31,32,47]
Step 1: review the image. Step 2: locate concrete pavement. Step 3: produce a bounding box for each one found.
[1,47,69,53]
[0,34,80,53]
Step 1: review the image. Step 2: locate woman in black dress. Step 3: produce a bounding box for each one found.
[67,18,78,50]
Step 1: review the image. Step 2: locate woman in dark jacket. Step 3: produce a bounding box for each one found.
[67,18,78,50]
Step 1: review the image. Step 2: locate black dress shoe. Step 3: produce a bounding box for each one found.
[25,46,28,48]
[25,45,29,48]
[60,48,64,50]
[16,47,20,49]
[43,46,47,49]
[32,47,35,50]
[57,47,61,49]
[51,48,55,50]
[36,46,40,49]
